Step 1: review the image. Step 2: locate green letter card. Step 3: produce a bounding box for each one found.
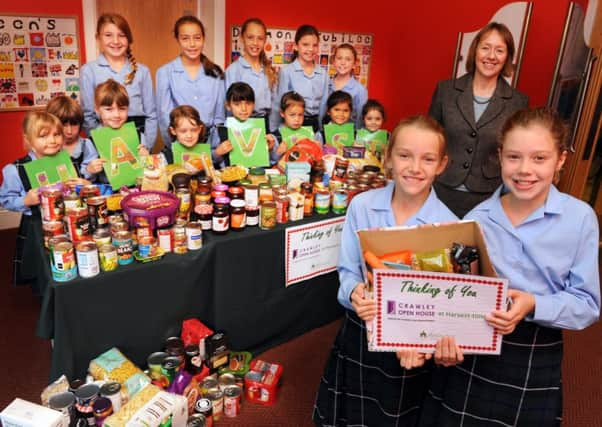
[91,122,143,189]
[280,126,315,148]
[172,142,212,166]
[24,150,78,189]
[325,123,355,154]
[226,117,269,168]
[356,129,389,155]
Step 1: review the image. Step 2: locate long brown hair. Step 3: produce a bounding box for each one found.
[174,15,223,78]
[241,18,277,90]
[291,24,319,62]
[96,13,138,85]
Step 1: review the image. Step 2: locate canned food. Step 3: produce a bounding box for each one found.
[76,241,100,278]
[259,201,276,230]
[218,373,236,391]
[51,241,77,282]
[314,189,330,214]
[205,387,223,421]
[138,236,155,258]
[48,391,75,427]
[73,383,100,406]
[42,220,65,249]
[79,185,100,205]
[99,381,122,413]
[98,244,118,272]
[41,188,64,222]
[223,385,241,418]
[92,397,113,426]
[187,413,207,427]
[200,376,218,396]
[87,195,108,231]
[157,227,174,252]
[92,228,111,247]
[64,192,82,211]
[147,352,168,380]
[161,356,180,386]
[275,195,289,224]
[332,188,348,214]
[194,398,213,427]
[112,231,133,265]
[173,229,188,254]
[186,222,203,250]
[110,220,129,236]
[64,207,91,242]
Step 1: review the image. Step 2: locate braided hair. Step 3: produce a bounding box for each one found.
[96,13,137,85]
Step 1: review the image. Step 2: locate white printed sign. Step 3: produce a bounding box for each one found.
[285,216,345,286]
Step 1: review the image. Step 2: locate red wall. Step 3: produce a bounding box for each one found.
[0,0,86,180]
[226,0,586,129]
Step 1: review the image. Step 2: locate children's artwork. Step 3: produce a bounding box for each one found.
[227,117,270,168]
[280,126,315,148]
[91,122,143,189]
[324,123,355,154]
[356,129,389,156]
[24,150,77,189]
[230,26,373,87]
[0,14,81,111]
[171,142,212,165]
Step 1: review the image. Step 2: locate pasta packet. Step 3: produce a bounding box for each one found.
[88,347,150,399]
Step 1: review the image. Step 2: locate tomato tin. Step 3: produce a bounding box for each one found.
[42,220,65,248]
[223,385,241,418]
[51,241,77,282]
[41,188,64,222]
[76,241,100,278]
[244,359,283,405]
[64,207,91,242]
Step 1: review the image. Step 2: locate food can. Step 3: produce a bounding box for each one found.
[259,201,276,230]
[186,222,203,250]
[74,383,100,406]
[64,207,91,242]
[157,227,174,252]
[64,192,82,211]
[76,241,100,278]
[200,376,218,396]
[218,373,236,391]
[98,244,118,272]
[92,228,111,247]
[314,189,331,214]
[173,229,188,254]
[187,414,207,427]
[41,188,64,222]
[205,387,223,421]
[147,352,167,380]
[42,220,65,249]
[92,396,113,426]
[161,356,180,386]
[48,391,75,427]
[194,398,213,427]
[110,220,129,236]
[112,230,133,265]
[100,381,122,413]
[332,188,348,214]
[51,241,77,282]
[79,184,100,205]
[223,385,241,418]
[275,195,289,224]
[48,234,69,252]
[87,196,108,231]
[138,236,155,258]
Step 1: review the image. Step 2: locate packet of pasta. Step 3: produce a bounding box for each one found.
[88,347,150,399]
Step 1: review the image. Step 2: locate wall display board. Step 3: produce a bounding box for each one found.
[0,14,80,111]
[230,25,373,87]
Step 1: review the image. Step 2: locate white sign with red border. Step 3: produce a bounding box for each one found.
[369,269,508,355]
[285,216,345,286]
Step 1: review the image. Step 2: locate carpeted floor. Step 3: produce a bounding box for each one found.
[0,227,600,426]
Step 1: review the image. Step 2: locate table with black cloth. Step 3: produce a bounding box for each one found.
[36,213,345,381]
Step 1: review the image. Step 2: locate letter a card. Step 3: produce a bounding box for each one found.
[91,122,143,189]
[226,117,269,168]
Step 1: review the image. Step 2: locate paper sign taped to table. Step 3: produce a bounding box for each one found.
[285,216,345,286]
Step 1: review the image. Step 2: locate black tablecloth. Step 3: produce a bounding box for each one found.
[36,213,344,381]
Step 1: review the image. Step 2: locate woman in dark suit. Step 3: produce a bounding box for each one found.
[429,22,528,217]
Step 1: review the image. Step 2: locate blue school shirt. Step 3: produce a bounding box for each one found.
[269,59,329,132]
[73,137,99,180]
[80,54,158,148]
[337,182,458,310]
[465,185,600,330]
[328,76,368,129]
[224,57,274,117]
[156,57,226,148]
[0,151,40,215]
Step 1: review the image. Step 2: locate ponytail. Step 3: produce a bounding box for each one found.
[124,47,138,85]
[201,54,223,79]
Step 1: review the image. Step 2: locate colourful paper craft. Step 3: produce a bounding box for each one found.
[324,123,355,154]
[280,126,315,148]
[91,122,143,189]
[171,142,212,165]
[227,117,269,168]
[24,150,78,189]
[356,129,389,155]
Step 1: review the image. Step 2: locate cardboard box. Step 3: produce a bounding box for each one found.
[358,220,507,355]
[358,220,497,279]
[1,398,65,427]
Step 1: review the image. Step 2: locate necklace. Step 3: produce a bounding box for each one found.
[473,95,491,105]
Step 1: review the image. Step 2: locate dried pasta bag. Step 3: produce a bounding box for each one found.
[88,347,150,399]
[40,374,69,406]
[414,248,454,273]
[104,384,188,427]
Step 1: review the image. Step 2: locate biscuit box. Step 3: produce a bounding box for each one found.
[244,359,283,405]
[357,220,508,355]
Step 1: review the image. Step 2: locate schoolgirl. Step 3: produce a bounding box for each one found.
[329,43,368,128]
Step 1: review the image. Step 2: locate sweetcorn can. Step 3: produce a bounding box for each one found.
[98,244,118,272]
[76,241,100,278]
